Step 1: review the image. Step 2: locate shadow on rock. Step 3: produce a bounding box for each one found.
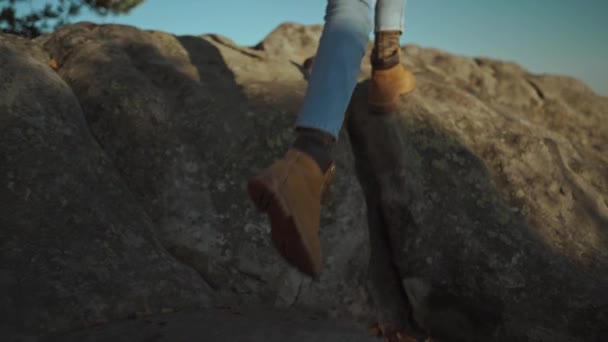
[42,23,254,293]
[0,31,211,337]
[346,79,608,342]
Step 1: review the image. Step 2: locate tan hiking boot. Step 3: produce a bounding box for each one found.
[247,148,336,277]
[369,30,416,114]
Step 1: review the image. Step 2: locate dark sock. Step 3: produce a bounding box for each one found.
[292,127,335,173]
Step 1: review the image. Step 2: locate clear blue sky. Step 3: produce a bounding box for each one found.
[18,0,608,95]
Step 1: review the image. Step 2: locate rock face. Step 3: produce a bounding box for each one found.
[40,22,375,322]
[348,48,608,341]
[0,35,211,336]
[1,22,607,341]
[2,22,379,338]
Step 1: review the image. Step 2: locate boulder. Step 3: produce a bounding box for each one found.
[2,21,606,341]
[0,33,211,336]
[39,22,379,326]
[347,46,608,341]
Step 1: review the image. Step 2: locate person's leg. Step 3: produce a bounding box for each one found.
[295,0,373,141]
[375,0,406,33]
[292,0,373,178]
[248,0,373,278]
[369,0,415,114]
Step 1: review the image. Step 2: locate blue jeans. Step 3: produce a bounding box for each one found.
[295,0,407,139]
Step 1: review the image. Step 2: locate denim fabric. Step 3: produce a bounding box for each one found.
[295,0,406,139]
[375,0,406,32]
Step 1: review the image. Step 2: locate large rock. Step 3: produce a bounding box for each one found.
[2,21,606,341]
[39,22,379,326]
[0,34,211,336]
[347,45,608,341]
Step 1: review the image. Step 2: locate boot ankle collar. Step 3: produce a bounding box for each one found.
[371,51,400,70]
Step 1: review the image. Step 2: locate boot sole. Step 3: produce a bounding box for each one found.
[247,177,318,278]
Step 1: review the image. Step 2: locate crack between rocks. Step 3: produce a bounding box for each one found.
[346,140,414,329]
[291,278,305,308]
[234,267,268,285]
[526,78,545,102]
[172,253,220,292]
[371,191,420,331]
